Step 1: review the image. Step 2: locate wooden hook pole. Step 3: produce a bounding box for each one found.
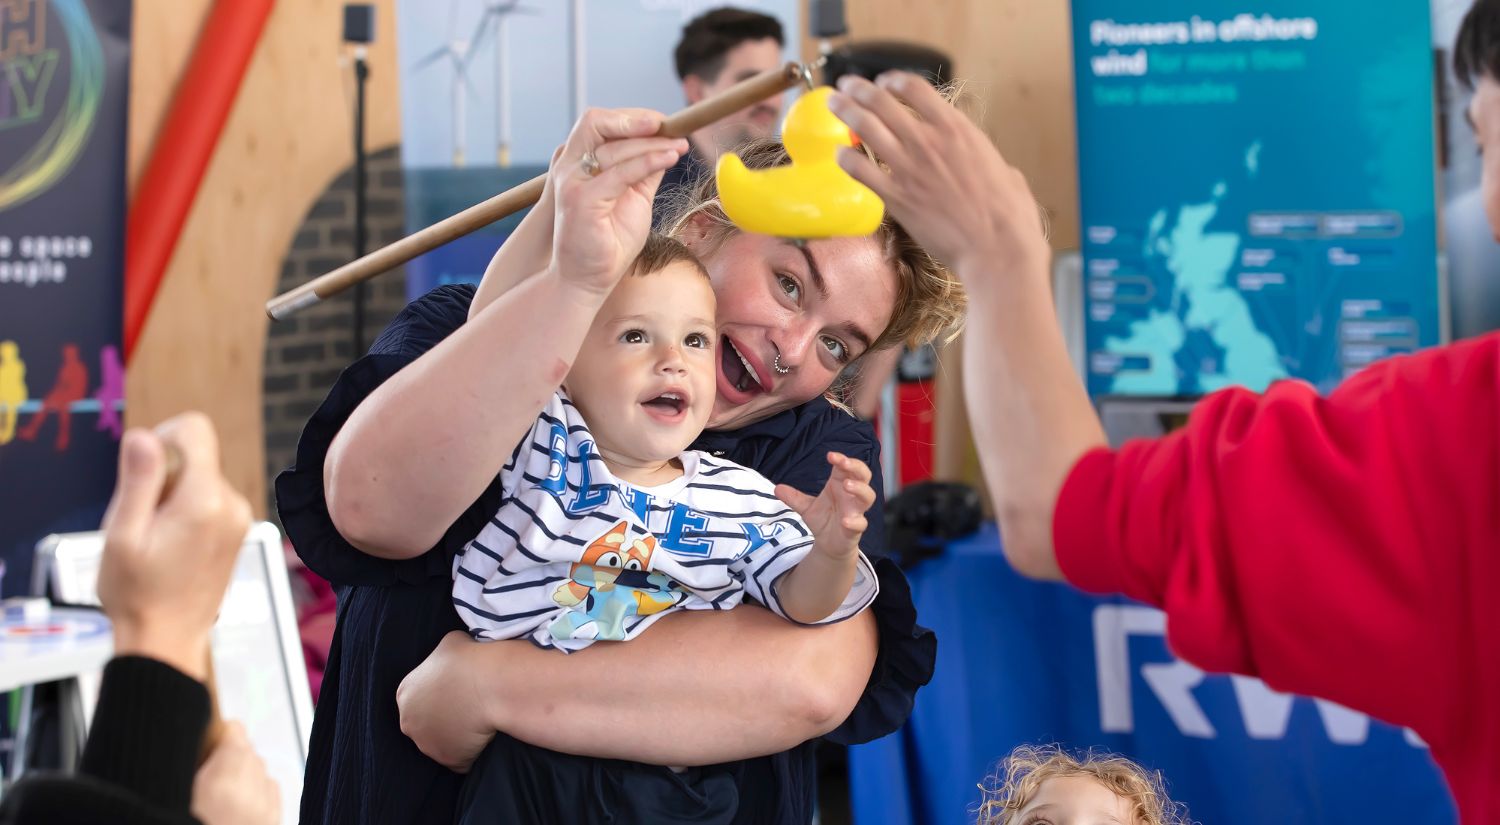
[266,61,807,321]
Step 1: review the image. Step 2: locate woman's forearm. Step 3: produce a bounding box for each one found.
[326,271,606,558]
[483,607,878,764]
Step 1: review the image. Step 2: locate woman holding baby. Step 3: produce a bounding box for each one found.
[278,81,968,823]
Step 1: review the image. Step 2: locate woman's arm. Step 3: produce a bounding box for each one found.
[398,416,907,769]
[326,111,686,559]
[398,607,878,770]
[326,270,614,559]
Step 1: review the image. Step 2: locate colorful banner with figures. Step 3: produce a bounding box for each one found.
[0,0,131,597]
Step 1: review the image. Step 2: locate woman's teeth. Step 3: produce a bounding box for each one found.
[729,341,764,390]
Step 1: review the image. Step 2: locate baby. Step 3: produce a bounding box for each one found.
[451,234,878,651]
[977,745,1191,825]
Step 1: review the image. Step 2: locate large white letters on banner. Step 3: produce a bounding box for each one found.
[1093,605,1424,747]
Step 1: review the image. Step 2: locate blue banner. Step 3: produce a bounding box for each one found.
[1073,1,1442,398]
[0,0,131,597]
[399,165,543,301]
[848,526,1455,824]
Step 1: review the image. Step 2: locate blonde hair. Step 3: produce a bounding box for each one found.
[976,745,1191,825]
[662,138,966,355]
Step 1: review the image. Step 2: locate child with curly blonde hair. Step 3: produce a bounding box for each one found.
[976,745,1191,825]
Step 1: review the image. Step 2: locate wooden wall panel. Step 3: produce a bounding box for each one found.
[126,0,402,515]
[802,1,1079,491]
[802,0,1079,247]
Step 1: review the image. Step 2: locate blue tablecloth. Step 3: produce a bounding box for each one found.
[849,524,1456,824]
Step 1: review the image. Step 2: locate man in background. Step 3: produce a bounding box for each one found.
[655,7,786,226]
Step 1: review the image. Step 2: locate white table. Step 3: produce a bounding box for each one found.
[1,606,113,778]
[0,607,113,692]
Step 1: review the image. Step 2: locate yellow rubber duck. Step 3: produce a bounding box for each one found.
[716,86,885,239]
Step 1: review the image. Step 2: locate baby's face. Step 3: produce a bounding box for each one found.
[1011,776,1136,825]
[566,262,718,467]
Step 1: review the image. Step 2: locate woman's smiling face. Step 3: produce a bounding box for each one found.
[690,228,898,431]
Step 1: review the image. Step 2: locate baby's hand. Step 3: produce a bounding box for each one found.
[774,452,877,558]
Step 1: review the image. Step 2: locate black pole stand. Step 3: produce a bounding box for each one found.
[343,3,375,357]
[352,50,369,356]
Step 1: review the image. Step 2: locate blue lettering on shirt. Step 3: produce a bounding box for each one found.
[740,521,785,557]
[539,422,569,495]
[621,486,654,522]
[659,503,712,557]
[569,440,612,514]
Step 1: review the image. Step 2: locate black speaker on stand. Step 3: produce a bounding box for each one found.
[344,4,375,356]
[810,0,954,86]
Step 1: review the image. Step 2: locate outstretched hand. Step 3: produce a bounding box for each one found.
[774,452,876,556]
[97,413,251,682]
[549,108,689,298]
[827,71,1052,284]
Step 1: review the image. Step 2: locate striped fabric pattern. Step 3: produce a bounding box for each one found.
[453,392,879,652]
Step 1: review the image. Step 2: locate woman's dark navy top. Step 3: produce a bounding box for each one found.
[275,284,936,824]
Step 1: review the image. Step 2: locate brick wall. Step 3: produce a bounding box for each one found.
[263,146,410,521]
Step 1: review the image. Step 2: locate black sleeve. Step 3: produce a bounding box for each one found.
[0,774,198,825]
[769,414,888,560]
[79,657,212,812]
[821,555,935,746]
[274,284,508,587]
[764,408,937,746]
[0,656,210,825]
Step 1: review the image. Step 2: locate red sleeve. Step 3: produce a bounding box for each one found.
[1053,334,1500,752]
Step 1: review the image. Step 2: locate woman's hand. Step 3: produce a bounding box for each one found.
[397,631,499,772]
[191,722,281,825]
[828,72,1052,285]
[98,414,252,682]
[549,108,688,298]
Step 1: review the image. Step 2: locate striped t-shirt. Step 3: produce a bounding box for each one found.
[452,392,880,652]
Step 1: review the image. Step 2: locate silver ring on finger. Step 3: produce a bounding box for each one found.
[580,151,602,178]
